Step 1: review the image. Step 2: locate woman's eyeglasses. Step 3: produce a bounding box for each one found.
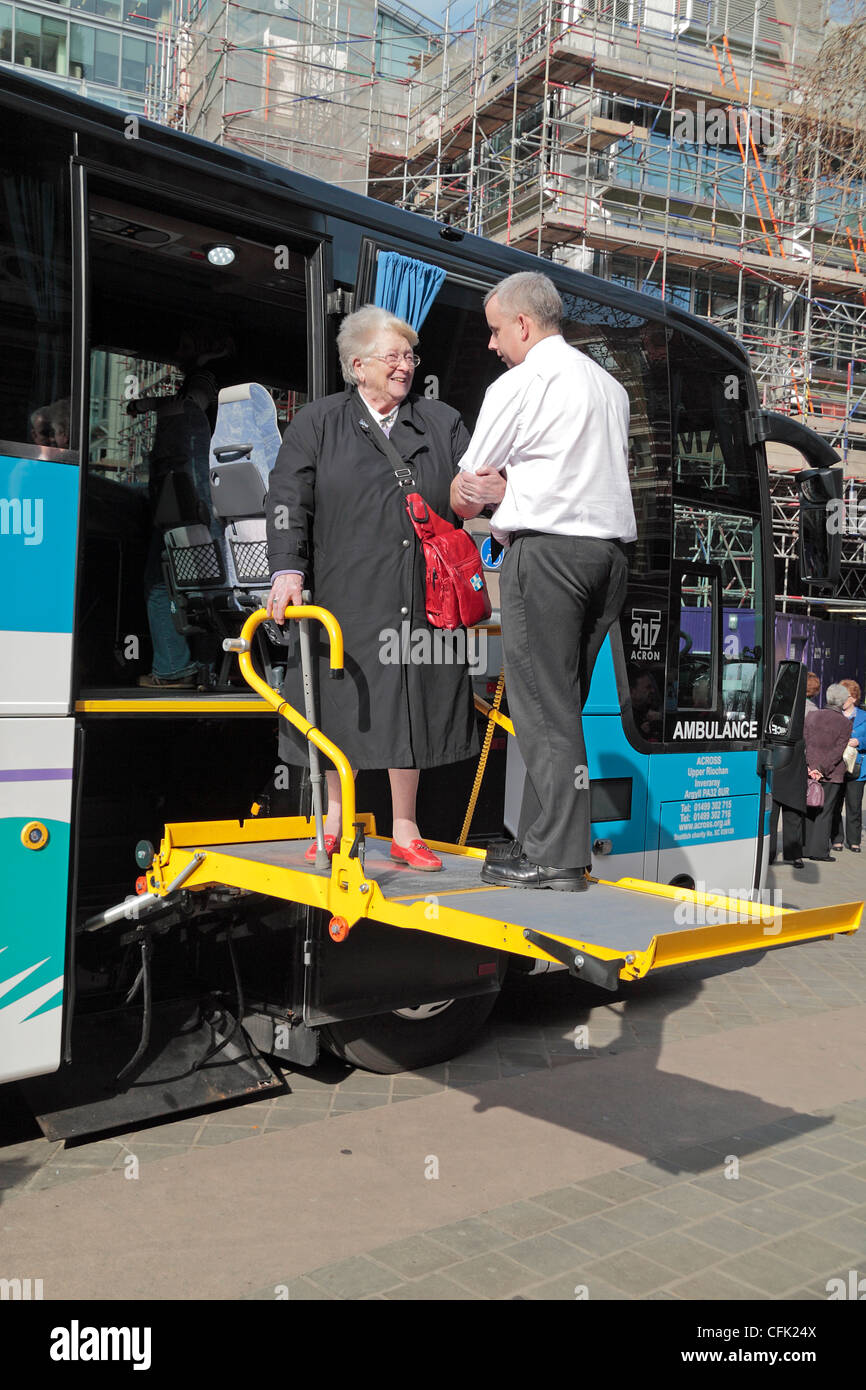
[365,352,420,368]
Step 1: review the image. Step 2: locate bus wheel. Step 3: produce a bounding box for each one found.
[320,993,498,1073]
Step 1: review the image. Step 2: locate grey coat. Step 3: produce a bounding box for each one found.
[266,389,480,770]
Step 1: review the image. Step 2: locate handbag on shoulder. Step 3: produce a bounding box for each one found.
[404,491,491,629]
[356,399,491,631]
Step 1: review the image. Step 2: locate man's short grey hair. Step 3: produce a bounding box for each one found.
[336,305,418,385]
[826,683,848,709]
[483,272,563,331]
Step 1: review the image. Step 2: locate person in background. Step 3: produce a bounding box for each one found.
[804,671,820,715]
[803,684,854,861]
[830,678,866,853]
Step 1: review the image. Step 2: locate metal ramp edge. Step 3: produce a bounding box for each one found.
[132,816,863,991]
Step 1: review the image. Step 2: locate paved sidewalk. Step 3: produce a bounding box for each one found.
[1,851,864,1300]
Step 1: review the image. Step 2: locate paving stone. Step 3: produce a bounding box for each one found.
[245,1278,335,1300]
[740,1158,808,1189]
[481,1201,564,1239]
[329,1094,392,1113]
[689,1173,775,1205]
[525,1272,631,1301]
[554,1215,642,1256]
[426,1218,512,1259]
[686,1216,767,1255]
[770,1186,851,1220]
[810,1213,866,1250]
[729,1198,806,1237]
[333,1073,393,1094]
[366,1235,459,1279]
[602,1198,686,1239]
[776,1145,852,1175]
[446,1250,540,1298]
[719,1248,804,1296]
[505,1232,590,1278]
[390,1077,447,1097]
[578,1171,657,1203]
[618,1158,685,1188]
[580,1249,673,1296]
[383,1273,483,1300]
[650,1144,719,1175]
[807,1172,866,1204]
[533,1186,615,1221]
[263,1108,330,1129]
[192,1125,260,1146]
[668,1269,766,1301]
[305,1256,402,1299]
[763,1232,861,1275]
[649,1184,730,1221]
[634,1232,724,1275]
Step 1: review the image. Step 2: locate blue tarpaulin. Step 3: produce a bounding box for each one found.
[373,252,446,331]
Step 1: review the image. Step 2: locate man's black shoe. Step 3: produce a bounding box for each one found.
[480,853,589,892]
[484,838,523,863]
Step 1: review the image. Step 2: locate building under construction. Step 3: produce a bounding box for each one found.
[172,0,866,604]
[5,0,863,603]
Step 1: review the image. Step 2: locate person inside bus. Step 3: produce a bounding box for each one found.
[830,677,865,853]
[265,305,480,870]
[803,684,855,861]
[451,272,636,892]
[129,328,236,688]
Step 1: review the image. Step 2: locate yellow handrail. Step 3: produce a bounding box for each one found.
[231,607,356,845]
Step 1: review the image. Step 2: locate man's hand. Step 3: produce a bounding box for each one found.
[451,466,507,517]
[266,573,304,625]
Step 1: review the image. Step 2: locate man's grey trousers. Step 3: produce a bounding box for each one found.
[499,533,629,869]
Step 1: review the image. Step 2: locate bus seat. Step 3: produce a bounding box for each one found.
[159,384,284,684]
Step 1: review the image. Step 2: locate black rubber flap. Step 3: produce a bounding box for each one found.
[21,999,284,1141]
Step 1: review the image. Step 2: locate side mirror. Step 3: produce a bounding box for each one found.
[765,659,807,746]
[798,466,843,592]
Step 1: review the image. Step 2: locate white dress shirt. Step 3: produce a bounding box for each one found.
[459,334,637,545]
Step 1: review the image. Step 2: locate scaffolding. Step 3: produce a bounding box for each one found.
[361,0,866,475]
[138,0,866,604]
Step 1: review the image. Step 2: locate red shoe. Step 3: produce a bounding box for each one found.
[391,838,443,871]
[305,834,337,862]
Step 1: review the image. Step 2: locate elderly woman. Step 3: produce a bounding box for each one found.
[266,305,495,869]
[830,678,866,853]
[803,683,855,861]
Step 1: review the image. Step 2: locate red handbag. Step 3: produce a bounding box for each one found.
[404,492,491,630]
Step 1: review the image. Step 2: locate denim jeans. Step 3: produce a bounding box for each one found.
[143,525,197,679]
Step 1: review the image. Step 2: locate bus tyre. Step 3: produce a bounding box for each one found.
[320,993,498,1073]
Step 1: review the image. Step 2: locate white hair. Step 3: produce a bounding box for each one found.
[337,306,418,385]
[483,272,563,330]
[825,683,848,709]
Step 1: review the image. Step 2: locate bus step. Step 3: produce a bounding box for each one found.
[21,998,285,1142]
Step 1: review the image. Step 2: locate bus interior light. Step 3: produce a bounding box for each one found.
[205,244,236,266]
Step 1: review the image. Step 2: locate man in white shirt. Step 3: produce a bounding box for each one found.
[451,271,636,891]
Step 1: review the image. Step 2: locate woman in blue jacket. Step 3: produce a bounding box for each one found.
[831,678,866,852]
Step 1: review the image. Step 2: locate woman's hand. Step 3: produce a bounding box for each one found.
[808,768,823,781]
[267,573,304,625]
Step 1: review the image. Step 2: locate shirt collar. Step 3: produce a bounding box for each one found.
[524,333,566,365]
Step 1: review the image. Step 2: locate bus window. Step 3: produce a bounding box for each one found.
[0,118,73,454]
[561,299,672,741]
[672,567,719,711]
[79,191,313,689]
[669,331,757,513]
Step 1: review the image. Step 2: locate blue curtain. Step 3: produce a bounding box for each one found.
[373,252,446,331]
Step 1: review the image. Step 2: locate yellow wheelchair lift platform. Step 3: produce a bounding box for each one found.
[129,608,862,993]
